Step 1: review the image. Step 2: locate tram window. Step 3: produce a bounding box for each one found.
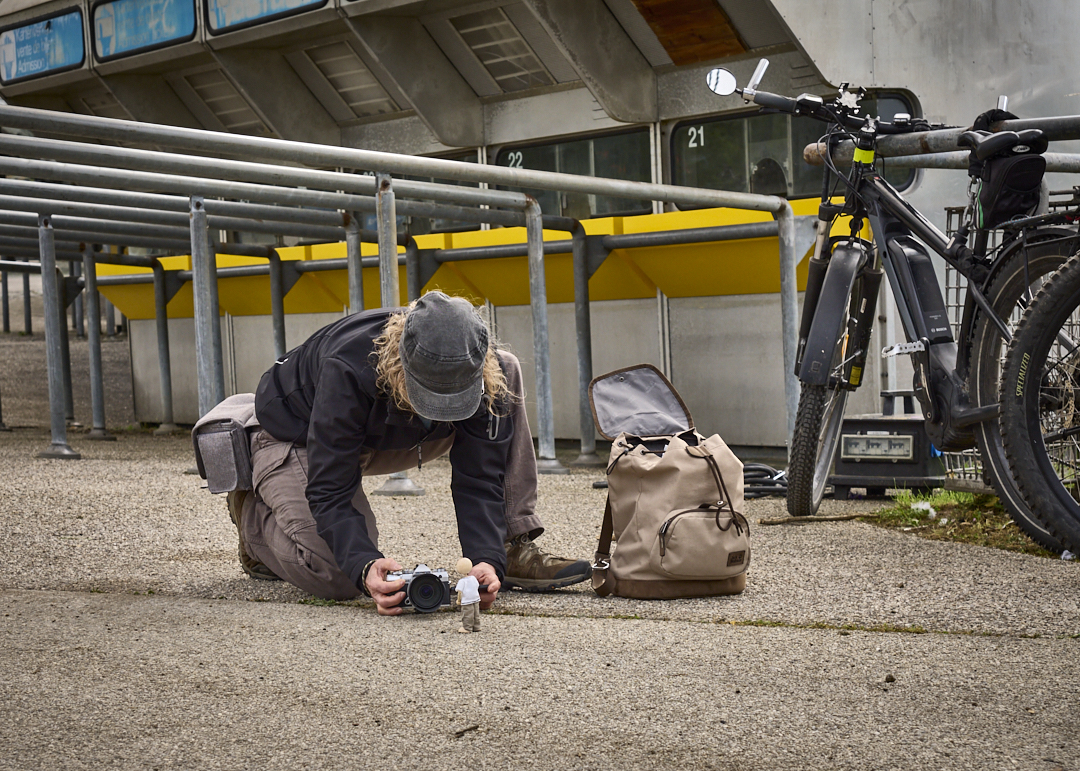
[495,130,652,219]
[672,93,916,201]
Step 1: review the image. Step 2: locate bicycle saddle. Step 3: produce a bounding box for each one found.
[958,129,1048,160]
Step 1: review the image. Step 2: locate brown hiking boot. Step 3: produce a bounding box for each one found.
[502,534,590,592]
[226,491,281,581]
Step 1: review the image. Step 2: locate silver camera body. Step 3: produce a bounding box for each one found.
[385,563,452,613]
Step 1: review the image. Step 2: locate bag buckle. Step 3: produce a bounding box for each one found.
[591,557,610,571]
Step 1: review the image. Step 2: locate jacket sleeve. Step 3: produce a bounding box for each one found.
[448,405,513,580]
[304,356,382,589]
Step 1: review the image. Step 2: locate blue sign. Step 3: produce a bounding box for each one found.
[94,0,196,61]
[207,0,325,33]
[0,10,85,84]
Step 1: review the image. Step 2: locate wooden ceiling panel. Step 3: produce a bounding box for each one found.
[629,0,747,66]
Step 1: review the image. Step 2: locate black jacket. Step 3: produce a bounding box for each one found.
[254,308,513,588]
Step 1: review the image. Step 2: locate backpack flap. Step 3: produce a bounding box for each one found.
[589,364,693,441]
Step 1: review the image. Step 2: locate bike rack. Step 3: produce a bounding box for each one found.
[0,104,802,464]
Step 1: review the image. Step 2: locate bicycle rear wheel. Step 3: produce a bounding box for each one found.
[966,236,1073,552]
[1000,252,1080,553]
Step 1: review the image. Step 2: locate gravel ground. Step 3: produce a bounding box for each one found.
[0,307,1078,770]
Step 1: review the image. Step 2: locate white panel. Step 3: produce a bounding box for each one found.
[494,299,661,439]
[130,317,200,425]
[229,312,343,395]
[668,293,880,448]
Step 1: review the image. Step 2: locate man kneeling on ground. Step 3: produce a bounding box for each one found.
[226,291,589,613]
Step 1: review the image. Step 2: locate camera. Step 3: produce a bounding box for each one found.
[385,564,452,613]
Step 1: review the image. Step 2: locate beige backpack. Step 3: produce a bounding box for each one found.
[589,365,750,599]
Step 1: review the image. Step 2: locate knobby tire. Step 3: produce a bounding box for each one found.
[966,235,1073,552]
[787,383,849,517]
[1000,252,1080,553]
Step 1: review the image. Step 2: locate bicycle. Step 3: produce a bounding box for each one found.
[707,60,1078,551]
[1001,241,1080,553]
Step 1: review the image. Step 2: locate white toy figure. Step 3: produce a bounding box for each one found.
[455,557,481,633]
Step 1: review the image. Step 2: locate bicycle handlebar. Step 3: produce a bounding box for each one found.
[746,88,914,135]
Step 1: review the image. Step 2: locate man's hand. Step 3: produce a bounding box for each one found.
[365,557,405,615]
[472,561,501,610]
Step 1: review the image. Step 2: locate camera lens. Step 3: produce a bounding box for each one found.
[408,574,445,613]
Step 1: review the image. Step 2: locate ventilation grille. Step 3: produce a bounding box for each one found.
[183,68,272,136]
[449,7,554,93]
[304,42,398,118]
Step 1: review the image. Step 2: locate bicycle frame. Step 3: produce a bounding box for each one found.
[798,167,1001,450]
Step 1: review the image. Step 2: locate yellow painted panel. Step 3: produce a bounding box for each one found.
[92,199,839,318]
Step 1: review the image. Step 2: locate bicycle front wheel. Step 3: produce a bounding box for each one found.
[1000,252,1080,553]
[787,382,849,516]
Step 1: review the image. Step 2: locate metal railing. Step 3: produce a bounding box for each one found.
[0,104,802,467]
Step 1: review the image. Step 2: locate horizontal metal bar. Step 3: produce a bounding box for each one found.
[806,147,1080,173]
[0,259,41,274]
[0,192,346,241]
[96,273,154,286]
[0,104,785,213]
[0,132,527,210]
[0,156,526,230]
[602,221,779,249]
[436,240,574,262]
[0,176,350,228]
[811,115,1080,165]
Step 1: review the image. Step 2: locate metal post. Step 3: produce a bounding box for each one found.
[2,264,9,333]
[83,247,114,440]
[71,259,84,338]
[105,294,115,337]
[190,196,218,418]
[372,173,424,497]
[21,259,31,334]
[775,203,800,447]
[570,224,601,466]
[207,240,226,405]
[405,239,421,302]
[526,199,567,474]
[57,268,76,426]
[267,249,287,359]
[36,215,79,458]
[346,213,364,314]
[151,260,178,435]
[376,174,400,308]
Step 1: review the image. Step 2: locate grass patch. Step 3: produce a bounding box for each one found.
[298,597,343,607]
[866,489,1061,558]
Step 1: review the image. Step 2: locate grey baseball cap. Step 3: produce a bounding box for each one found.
[399,291,489,422]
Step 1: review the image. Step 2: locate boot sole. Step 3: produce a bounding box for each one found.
[502,572,589,592]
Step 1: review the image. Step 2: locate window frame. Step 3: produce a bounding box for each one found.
[493,126,655,220]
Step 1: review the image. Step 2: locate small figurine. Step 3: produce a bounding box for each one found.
[454,557,481,633]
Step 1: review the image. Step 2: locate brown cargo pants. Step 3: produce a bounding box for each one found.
[240,350,543,600]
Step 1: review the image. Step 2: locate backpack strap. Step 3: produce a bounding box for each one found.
[592,495,617,597]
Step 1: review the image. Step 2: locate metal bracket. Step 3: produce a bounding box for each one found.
[416,248,440,289]
[584,234,610,279]
[162,269,184,305]
[881,341,926,358]
[279,259,302,297]
[60,274,83,309]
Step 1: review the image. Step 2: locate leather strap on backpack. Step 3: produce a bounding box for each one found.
[592,496,616,597]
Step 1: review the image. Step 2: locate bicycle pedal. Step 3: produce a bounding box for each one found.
[881,341,926,358]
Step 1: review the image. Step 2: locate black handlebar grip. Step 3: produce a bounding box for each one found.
[753,91,798,113]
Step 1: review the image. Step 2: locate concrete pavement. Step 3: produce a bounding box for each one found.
[0,427,1077,770]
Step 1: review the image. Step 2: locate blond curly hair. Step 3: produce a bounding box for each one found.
[372,300,514,417]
